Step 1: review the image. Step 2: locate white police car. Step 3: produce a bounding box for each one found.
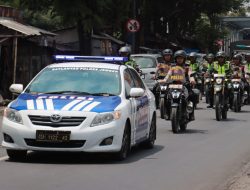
[1,56,156,161]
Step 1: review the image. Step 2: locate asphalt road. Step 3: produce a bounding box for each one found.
[0,101,250,190]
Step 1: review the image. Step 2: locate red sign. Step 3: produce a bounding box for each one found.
[126,19,140,33]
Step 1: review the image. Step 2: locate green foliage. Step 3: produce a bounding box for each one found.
[0,0,247,52]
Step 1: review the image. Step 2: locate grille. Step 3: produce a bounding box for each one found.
[28,115,86,127]
[25,139,85,148]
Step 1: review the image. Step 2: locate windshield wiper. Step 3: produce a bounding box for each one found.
[41,91,91,95]
[91,92,116,96]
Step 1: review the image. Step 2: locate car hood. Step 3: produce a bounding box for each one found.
[10,93,121,113]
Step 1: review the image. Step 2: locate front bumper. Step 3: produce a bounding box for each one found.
[1,110,125,152]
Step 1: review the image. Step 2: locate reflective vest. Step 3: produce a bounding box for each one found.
[213,61,230,75]
[207,63,213,70]
[245,63,250,73]
[190,62,199,72]
[125,60,137,68]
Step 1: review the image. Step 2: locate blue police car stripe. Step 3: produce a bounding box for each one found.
[45,99,54,110]
[82,102,101,111]
[72,100,91,111]
[13,93,121,112]
[62,100,82,111]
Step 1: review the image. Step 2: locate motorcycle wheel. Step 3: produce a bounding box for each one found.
[233,94,240,112]
[205,87,209,104]
[222,108,227,119]
[159,98,165,119]
[215,94,222,121]
[180,122,187,131]
[171,107,180,134]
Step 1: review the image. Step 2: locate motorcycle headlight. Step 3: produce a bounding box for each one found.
[160,86,167,91]
[4,108,23,124]
[90,111,121,127]
[216,78,222,84]
[233,83,240,89]
[171,91,181,99]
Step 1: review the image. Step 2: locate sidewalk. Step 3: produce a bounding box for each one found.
[227,162,250,190]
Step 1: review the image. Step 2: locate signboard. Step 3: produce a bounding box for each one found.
[126,19,140,33]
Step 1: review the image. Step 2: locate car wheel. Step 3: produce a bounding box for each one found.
[114,124,130,161]
[143,114,156,149]
[7,149,27,161]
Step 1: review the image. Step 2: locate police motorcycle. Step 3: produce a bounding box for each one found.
[151,69,168,111]
[229,70,248,112]
[168,80,193,133]
[204,73,214,104]
[189,71,201,109]
[213,74,229,121]
[245,73,250,105]
[166,66,193,133]
[230,76,243,112]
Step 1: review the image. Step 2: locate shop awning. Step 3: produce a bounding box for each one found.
[0,18,56,36]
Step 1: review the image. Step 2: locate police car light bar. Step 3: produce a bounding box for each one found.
[54,55,128,63]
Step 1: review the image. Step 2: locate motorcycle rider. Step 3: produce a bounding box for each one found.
[203,53,215,108]
[188,52,200,73]
[119,46,138,70]
[155,48,173,79]
[244,53,250,104]
[202,53,215,74]
[212,51,232,109]
[213,51,232,76]
[231,54,246,107]
[159,50,195,121]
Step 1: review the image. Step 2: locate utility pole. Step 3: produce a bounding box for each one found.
[132,0,136,53]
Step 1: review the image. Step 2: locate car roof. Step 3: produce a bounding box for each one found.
[48,62,122,70]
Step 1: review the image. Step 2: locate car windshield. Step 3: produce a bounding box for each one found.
[132,57,157,68]
[25,67,121,95]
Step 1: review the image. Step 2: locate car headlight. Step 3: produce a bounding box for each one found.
[4,108,23,124]
[216,78,222,84]
[90,111,121,127]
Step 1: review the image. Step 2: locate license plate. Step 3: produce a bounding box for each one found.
[36,130,71,142]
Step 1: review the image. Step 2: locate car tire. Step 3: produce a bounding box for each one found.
[7,149,27,161]
[143,114,156,149]
[114,124,130,161]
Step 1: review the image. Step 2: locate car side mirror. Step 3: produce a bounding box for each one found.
[130,88,144,98]
[9,84,23,94]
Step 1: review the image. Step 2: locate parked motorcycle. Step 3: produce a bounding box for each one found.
[168,82,193,133]
[213,74,228,121]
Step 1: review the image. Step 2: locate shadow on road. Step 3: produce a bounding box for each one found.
[237,110,250,113]
[5,145,164,165]
[217,118,247,122]
[167,129,209,134]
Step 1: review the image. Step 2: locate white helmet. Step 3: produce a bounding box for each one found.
[119,46,131,54]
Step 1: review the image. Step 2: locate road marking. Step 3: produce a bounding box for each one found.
[0,156,8,161]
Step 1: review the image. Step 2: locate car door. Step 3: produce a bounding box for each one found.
[124,69,137,145]
[128,69,149,143]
